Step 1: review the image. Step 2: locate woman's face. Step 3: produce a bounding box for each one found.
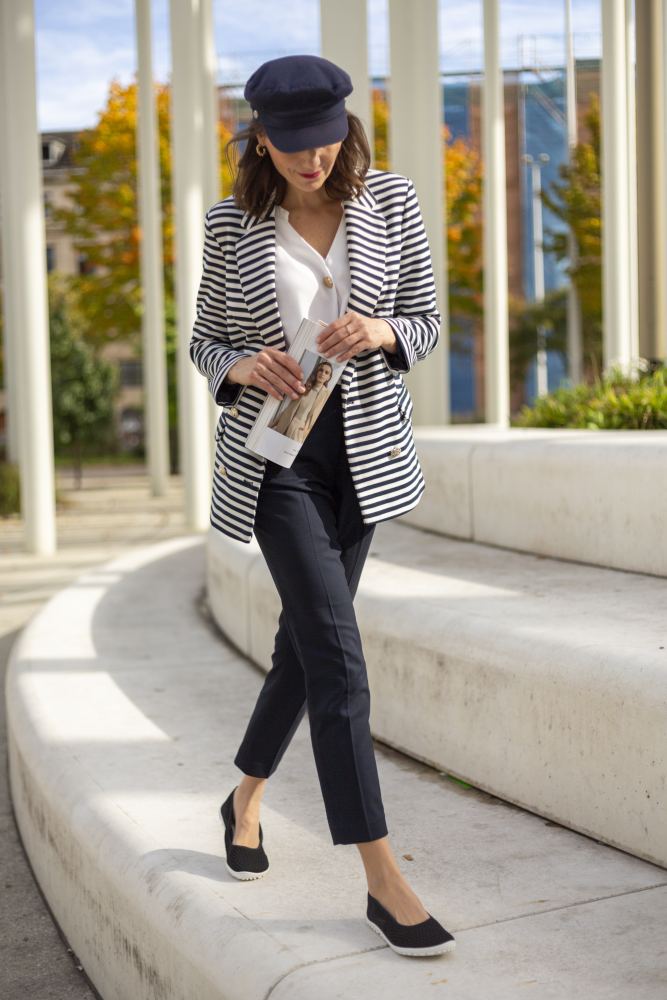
[258,131,343,193]
[316,363,333,385]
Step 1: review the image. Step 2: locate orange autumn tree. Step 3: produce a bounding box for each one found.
[371,87,389,169]
[54,77,235,348]
[371,90,483,333]
[444,127,483,325]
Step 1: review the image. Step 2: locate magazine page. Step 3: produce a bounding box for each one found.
[245,316,348,468]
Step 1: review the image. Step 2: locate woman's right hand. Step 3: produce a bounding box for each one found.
[226,348,306,401]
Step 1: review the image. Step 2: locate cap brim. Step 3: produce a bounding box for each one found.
[264,111,349,153]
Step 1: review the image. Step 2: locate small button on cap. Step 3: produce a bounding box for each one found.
[323,275,334,288]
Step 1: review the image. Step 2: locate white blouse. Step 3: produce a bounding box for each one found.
[274,203,351,347]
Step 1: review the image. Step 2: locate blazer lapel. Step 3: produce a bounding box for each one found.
[235,181,387,358]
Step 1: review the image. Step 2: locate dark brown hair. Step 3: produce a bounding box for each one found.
[303,359,334,392]
[223,111,372,221]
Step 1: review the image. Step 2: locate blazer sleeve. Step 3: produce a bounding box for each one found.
[380,177,441,375]
[189,210,252,407]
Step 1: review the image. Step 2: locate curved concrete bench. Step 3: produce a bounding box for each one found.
[208,520,667,869]
[7,535,667,998]
[405,426,667,577]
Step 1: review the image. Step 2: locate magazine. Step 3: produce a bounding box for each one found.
[245,316,348,467]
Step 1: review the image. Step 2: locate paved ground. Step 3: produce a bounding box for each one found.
[3,466,667,999]
[0,466,187,1000]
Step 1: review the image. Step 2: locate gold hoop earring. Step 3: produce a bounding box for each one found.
[256,142,267,157]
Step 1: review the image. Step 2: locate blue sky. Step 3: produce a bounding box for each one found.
[35,0,601,131]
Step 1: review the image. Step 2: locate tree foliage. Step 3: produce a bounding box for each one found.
[52,78,234,349]
[513,364,667,429]
[445,128,483,326]
[541,93,603,370]
[49,274,118,483]
[372,90,483,341]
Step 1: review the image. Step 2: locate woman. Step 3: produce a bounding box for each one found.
[190,53,455,957]
[269,359,333,441]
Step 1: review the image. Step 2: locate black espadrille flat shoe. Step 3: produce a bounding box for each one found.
[366,892,456,956]
[219,786,269,880]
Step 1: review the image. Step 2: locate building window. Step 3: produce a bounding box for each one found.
[46,244,56,272]
[78,253,95,276]
[118,406,143,451]
[119,360,143,387]
[42,138,66,166]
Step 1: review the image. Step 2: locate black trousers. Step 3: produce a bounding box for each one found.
[233,381,389,845]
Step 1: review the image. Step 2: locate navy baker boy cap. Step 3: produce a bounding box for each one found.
[244,54,353,153]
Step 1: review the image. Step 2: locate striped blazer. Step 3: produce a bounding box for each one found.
[189,167,440,544]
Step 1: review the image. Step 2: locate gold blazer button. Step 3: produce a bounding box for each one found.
[218,464,227,476]
[323,275,334,288]
[228,406,238,417]
[389,446,402,458]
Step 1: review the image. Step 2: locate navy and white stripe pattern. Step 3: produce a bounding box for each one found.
[190,167,440,544]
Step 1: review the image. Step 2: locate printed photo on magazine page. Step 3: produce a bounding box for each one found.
[245,317,348,467]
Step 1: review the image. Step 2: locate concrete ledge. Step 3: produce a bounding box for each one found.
[208,521,667,869]
[403,425,667,577]
[7,534,667,998]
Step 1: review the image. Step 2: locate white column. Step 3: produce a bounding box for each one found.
[635,0,665,365]
[625,0,639,366]
[134,0,170,496]
[199,0,219,213]
[198,0,224,449]
[0,0,56,553]
[564,0,583,384]
[525,155,550,397]
[0,27,20,464]
[600,0,635,372]
[388,0,448,425]
[663,0,667,362]
[482,0,510,425]
[169,0,212,531]
[319,0,374,161]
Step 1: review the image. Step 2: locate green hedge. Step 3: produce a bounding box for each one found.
[0,462,20,517]
[513,365,667,430]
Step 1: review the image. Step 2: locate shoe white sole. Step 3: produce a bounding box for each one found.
[365,915,456,956]
[225,860,268,880]
[219,808,269,880]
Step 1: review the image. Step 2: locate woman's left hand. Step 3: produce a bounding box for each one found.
[316,310,398,362]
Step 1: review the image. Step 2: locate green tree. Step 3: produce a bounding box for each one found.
[540,93,603,376]
[371,87,389,169]
[445,128,483,326]
[53,78,234,347]
[508,94,603,394]
[51,78,234,471]
[49,276,118,486]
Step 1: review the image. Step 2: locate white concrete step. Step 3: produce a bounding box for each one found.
[407,425,667,577]
[7,536,667,1000]
[208,519,667,869]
